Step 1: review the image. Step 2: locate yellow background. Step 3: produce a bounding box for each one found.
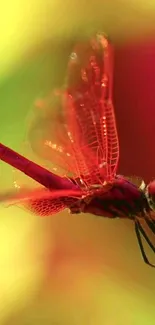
[1,0,155,80]
[0,1,155,324]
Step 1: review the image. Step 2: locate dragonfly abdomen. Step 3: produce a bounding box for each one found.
[0,143,79,190]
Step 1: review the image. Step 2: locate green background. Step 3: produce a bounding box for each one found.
[0,2,155,324]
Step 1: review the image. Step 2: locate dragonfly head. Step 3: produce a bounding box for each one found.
[145,180,155,211]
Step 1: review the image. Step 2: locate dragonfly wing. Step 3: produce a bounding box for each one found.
[26,197,71,217]
[24,189,83,217]
[27,97,76,178]
[0,187,83,204]
[0,187,83,216]
[28,33,119,188]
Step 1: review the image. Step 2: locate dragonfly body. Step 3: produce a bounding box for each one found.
[69,177,150,219]
[0,143,78,191]
[0,141,151,220]
[0,145,153,224]
[0,33,154,266]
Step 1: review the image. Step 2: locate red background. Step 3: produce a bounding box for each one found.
[114,41,155,183]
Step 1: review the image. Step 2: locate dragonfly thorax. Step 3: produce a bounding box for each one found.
[70,177,151,219]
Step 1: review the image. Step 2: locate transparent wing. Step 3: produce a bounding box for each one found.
[0,188,83,216]
[28,33,119,189]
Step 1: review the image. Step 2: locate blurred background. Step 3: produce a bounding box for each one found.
[0,1,155,324]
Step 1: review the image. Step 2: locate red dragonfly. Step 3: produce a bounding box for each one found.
[0,33,154,267]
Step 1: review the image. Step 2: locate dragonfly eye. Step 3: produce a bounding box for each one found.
[145,180,155,210]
